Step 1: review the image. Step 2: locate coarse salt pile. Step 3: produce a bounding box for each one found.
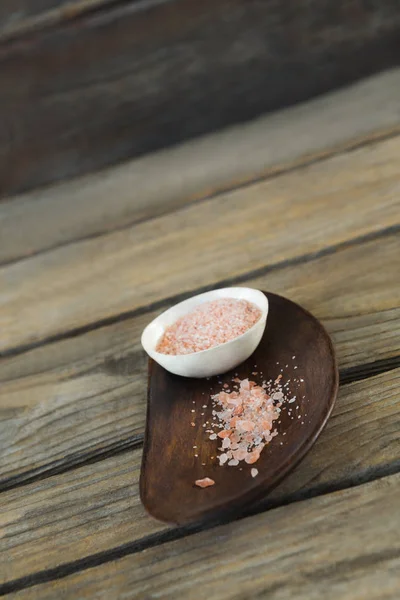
[209,378,281,467]
[156,298,261,355]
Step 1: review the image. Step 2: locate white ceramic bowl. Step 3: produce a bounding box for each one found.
[141,287,268,378]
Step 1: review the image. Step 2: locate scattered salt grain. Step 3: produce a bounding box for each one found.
[199,367,301,475]
[209,378,280,467]
[195,477,215,488]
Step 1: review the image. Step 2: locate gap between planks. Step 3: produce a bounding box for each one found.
[2,127,399,271]
[4,472,398,599]
[1,133,399,355]
[1,366,400,586]
[1,68,400,267]
[1,354,399,494]
[0,369,400,589]
[1,232,399,488]
[1,223,399,360]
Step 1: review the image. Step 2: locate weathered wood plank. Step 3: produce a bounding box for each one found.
[1,0,399,196]
[2,389,399,590]
[1,136,399,355]
[1,69,400,265]
[1,234,399,484]
[0,1,60,32]
[90,475,399,600]
[0,1,110,37]
[0,449,165,585]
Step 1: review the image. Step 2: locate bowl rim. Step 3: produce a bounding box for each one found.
[141,287,269,359]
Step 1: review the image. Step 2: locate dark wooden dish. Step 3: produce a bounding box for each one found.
[140,292,338,525]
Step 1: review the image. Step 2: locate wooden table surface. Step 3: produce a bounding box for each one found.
[1,70,400,599]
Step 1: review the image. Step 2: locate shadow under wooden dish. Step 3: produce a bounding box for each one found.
[140,292,338,525]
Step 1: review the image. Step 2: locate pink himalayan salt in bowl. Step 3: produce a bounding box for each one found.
[141,287,268,378]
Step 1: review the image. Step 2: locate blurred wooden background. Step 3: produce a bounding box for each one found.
[1,0,399,196]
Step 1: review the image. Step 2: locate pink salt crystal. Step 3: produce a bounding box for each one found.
[237,420,255,432]
[217,429,231,439]
[251,468,258,478]
[232,448,248,461]
[219,453,228,465]
[240,379,250,391]
[245,451,260,464]
[195,477,215,488]
[227,397,241,406]
[156,298,262,355]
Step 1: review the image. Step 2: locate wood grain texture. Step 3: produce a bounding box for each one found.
[1,0,399,195]
[0,0,61,32]
[1,234,399,485]
[0,449,165,585]
[1,68,400,265]
[0,1,111,38]
[1,136,399,355]
[4,465,400,596]
[2,368,400,583]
